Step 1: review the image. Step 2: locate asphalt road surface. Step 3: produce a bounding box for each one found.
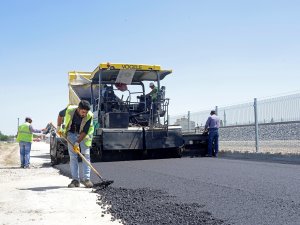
[56,156,300,225]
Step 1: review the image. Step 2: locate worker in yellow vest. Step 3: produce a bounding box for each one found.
[146,82,158,101]
[146,82,159,124]
[57,100,94,188]
[16,117,44,168]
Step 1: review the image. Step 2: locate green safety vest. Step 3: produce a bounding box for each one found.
[62,105,94,147]
[150,87,158,101]
[16,122,33,143]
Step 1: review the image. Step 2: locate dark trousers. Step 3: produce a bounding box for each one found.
[208,128,219,156]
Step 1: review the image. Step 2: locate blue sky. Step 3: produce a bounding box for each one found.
[1,0,300,135]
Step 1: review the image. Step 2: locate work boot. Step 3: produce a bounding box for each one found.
[81,180,93,188]
[68,179,80,188]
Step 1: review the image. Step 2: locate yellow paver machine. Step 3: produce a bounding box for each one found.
[50,63,184,164]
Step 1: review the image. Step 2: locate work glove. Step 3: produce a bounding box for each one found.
[202,129,209,135]
[41,128,47,135]
[56,126,63,137]
[73,142,80,153]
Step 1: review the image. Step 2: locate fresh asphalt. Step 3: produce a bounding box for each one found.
[56,156,300,225]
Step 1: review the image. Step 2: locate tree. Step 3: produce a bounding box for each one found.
[0,131,9,141]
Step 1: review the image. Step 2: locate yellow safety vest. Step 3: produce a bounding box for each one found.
[62,105,94,147]
[150,87,158,101]
[16,122,33,143]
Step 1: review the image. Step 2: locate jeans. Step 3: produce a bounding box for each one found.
[19,141,32,167]
[67,132,91,181]
[208,128,219,156]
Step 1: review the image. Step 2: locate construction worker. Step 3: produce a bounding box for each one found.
[204,110,220,157]
[16,117,44,168]
[146,82,158,101]
[57,100,94,188]
[145,82,159,124]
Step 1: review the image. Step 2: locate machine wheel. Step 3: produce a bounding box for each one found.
[50,136,58,165]
[199,140,209,157]
[61,156,70,164]
[91,146,103,162]
[173,146,183,158]
[141,149,148,159]
[133,149,148,160]
[50,154,60,166]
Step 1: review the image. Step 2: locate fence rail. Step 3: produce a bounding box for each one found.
[171,92,300,128]
[170,92,300,154]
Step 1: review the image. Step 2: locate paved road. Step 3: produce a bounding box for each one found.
[56,157,300,225]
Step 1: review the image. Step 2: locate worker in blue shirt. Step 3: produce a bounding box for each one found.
[205,110,220,157]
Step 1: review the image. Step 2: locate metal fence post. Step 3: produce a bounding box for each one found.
[254,98,259,153]
[215,106,218,115]
[187,111,190,132]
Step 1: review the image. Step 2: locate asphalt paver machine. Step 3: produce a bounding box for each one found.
[91,63,184,161]
[50,63,184,164]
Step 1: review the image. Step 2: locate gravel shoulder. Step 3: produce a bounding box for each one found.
[0,142,121,225]
[220,140,300,155]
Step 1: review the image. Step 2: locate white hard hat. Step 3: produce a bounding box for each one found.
[149,82,155,87]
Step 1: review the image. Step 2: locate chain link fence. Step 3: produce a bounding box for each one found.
[170,92,300,154]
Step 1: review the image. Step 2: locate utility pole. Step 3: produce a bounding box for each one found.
[17,117,19,138]
[215,106,218,115]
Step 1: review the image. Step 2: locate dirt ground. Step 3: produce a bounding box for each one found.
[0,142,121,225]
[220,140,300,154]
[0,142,19,166]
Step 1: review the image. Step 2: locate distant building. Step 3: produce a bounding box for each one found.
[174,117,195,132]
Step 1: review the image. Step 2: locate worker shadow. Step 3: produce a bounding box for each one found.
[0,166,23,169]
[18,186,67,192]
[30,154,50,159]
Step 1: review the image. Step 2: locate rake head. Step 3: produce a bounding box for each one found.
[93,180,114,189]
